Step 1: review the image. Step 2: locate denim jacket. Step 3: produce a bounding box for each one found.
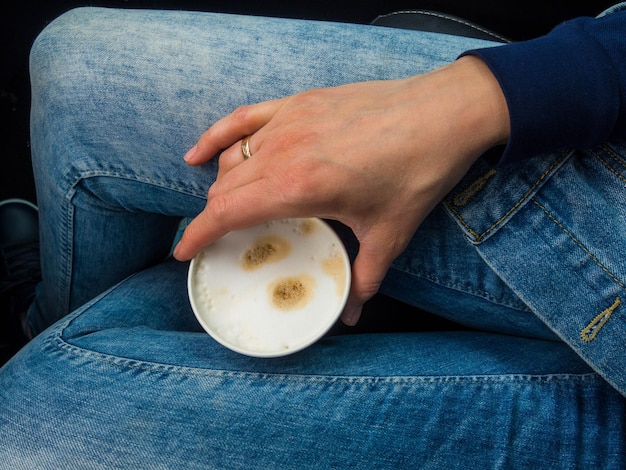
[447,4,626,397]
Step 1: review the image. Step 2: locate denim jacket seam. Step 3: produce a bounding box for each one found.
[531,195,625,343]
[590,145,626,182]
[445,152,569,243]
[531,199,626,292]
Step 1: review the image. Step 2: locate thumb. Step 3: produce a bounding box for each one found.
[340,241,394,326]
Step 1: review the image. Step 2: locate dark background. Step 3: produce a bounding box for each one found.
[0,1,615,205]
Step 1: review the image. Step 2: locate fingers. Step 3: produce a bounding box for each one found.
[184,99,283,165]
[216,136,257,176]
[178,99,283,262]
[172,189,255,261]
[173,175,297,261]
[340,239,395,326]
[172,208,225,262]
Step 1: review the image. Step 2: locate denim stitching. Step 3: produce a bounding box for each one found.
[591,146,626,183]
[387,264,530,312]
[54,167,209,316]
[446,154,567,243]
[71,169,210,199]
[58,186,77,315]
[46,332,599,385]
[451,169,497,207]
[603,144,626,171]
[532,199,626,292]
[581,297,621,342]
[372,10,511,43]
[46,274,592,382]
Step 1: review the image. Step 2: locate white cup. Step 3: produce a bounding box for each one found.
[187,218,351,357]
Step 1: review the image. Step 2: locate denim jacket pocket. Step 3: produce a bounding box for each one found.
[443,150,571,244]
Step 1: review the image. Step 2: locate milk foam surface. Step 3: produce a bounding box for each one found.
[188,218,350,357]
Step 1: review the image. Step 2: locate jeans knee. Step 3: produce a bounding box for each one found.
[29,8,100,94]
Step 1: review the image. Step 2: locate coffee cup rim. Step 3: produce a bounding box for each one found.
[187,217,351,357]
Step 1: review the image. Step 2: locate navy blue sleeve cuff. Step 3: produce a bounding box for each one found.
[461,16,621,164]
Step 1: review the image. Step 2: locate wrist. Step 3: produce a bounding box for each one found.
[453,55,510,150]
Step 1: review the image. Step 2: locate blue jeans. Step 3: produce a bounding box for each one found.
[1,7,625,469]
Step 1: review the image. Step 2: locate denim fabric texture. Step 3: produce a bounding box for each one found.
[0,6,624,469]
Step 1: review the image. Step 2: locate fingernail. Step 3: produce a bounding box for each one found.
[342,305,362,326]
[184,145,197,163]
[173,241,183,260]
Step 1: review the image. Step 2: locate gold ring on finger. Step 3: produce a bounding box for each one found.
[241,136,252,160]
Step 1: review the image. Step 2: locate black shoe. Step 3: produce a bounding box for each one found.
[0,198,40,364]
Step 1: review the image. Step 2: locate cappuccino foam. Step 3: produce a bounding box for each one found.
[188,218,350,357]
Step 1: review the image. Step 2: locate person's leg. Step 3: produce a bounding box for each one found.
[1,259,623,468]
[28,7,506,334]
[380,202,556,340]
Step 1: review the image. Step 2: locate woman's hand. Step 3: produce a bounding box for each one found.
[174,55,510,325]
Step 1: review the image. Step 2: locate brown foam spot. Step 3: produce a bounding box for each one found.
[322,251,347,297]
[269,275,315,310]
[297,218,317,235]
[241,235,291,271]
